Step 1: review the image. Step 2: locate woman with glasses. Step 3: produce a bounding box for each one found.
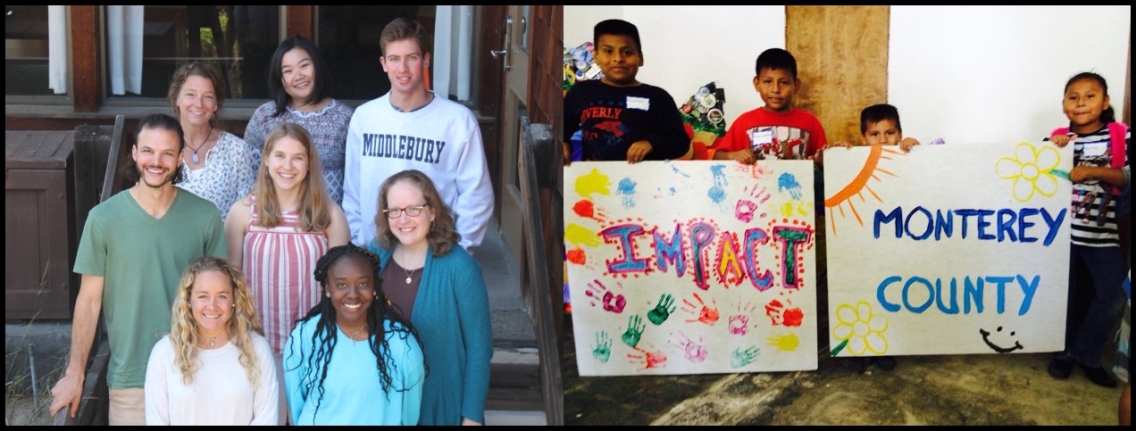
[367,169,493,425]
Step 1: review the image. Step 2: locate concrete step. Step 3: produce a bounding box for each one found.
[484,409,548,426]
[487,346,546,425]
[488,346,543,412]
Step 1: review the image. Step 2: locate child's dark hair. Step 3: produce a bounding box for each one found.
[288,243,424,423]
[594,19,641,52]
[1064,72,1116,124]
[755,48,797,79]
[860,104,902,135]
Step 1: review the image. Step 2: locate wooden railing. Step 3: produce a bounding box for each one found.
[517,116,564,425]
[52,115,125,426]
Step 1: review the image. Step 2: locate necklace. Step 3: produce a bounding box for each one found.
[204,330,227,348]
[185,126,213,164]
[404,266,419,284]
[343,324,367,342]
[396,248,425,284]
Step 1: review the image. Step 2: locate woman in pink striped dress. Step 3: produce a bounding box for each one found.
[224,123,349,424]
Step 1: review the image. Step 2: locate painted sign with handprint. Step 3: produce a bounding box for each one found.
[565,160,818,376]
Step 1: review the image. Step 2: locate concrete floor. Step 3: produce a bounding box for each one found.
[563,314,1127,425]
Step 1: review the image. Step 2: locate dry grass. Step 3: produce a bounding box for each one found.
[5,266,68,426]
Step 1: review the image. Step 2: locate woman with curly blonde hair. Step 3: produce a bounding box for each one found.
[144,257,278,425]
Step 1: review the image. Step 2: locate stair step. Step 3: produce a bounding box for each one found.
[488,346,543,412]
[490,347,540,388]
[487,386,545,411]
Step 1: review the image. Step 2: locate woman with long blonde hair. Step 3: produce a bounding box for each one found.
[225,122,350,424]
[144,256,277,425]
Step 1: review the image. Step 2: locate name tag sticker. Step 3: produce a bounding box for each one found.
[751,128,775,147]
[1082,142,1107,157]
[626,96,650,111]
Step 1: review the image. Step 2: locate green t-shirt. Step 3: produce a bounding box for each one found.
[73,188,226,389]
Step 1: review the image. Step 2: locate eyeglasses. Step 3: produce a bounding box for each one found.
[383,204,429,219]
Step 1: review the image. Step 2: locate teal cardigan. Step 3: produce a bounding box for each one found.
[370,240,493,425]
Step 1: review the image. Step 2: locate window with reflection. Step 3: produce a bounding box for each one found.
[6,5,66,97]
[103,5,279,101]
[315,5,433,102]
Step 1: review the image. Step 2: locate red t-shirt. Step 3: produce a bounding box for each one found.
[711,107,828,160]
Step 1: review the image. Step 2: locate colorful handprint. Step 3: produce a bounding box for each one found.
[668,331,709,363]
[593,331,612,363]
[765,298,804,327]
[730,346,761,368]
[735,185,770,223]
[728,302,758,336]
[585,279,626,314]
[745,162,775,179]
[707,164,729,205]
[627,345,668,370]
[682,292,720,325]
[572,199,608,222]
[646,293,677,325]
[621,314,646,348]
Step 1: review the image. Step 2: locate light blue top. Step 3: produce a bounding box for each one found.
[284,316,424,425]
[370,242,494,425]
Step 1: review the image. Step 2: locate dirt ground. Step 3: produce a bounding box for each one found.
[563,317,1126,426]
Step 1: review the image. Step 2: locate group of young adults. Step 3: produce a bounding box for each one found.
[49,17,496,426]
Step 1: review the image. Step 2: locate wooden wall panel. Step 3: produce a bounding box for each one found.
[527,6,563,128]
[5,131,75,319]
[529,4,565,340]
[786,6,889,146]
[286,6,313,39]
[478,6,505,221]
[71,6,100,112]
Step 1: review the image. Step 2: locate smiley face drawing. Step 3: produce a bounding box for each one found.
[979,326,1023,354]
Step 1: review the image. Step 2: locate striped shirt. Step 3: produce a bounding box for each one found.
[1054,126,1130,247]
[242,196,329,353]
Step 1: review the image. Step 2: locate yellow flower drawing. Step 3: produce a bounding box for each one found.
[831,301,889,356]
[995,142,1060,202]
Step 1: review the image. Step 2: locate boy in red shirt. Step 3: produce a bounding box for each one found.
[710,48,827,163]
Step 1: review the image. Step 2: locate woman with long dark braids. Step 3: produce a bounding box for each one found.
[283,244,425,425]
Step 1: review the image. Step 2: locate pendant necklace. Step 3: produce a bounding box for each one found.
[204,330,227,348]
[185,126,213,164]
[404,266,419,284]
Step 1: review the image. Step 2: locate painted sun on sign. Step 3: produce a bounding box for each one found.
[823,145,905,236]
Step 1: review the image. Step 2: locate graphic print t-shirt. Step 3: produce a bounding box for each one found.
[713,107,828,160]
[563,80,691,162]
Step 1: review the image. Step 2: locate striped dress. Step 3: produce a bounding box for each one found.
[242,196,329,354]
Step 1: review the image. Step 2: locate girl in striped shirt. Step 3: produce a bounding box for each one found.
[1045,72,1129,388]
